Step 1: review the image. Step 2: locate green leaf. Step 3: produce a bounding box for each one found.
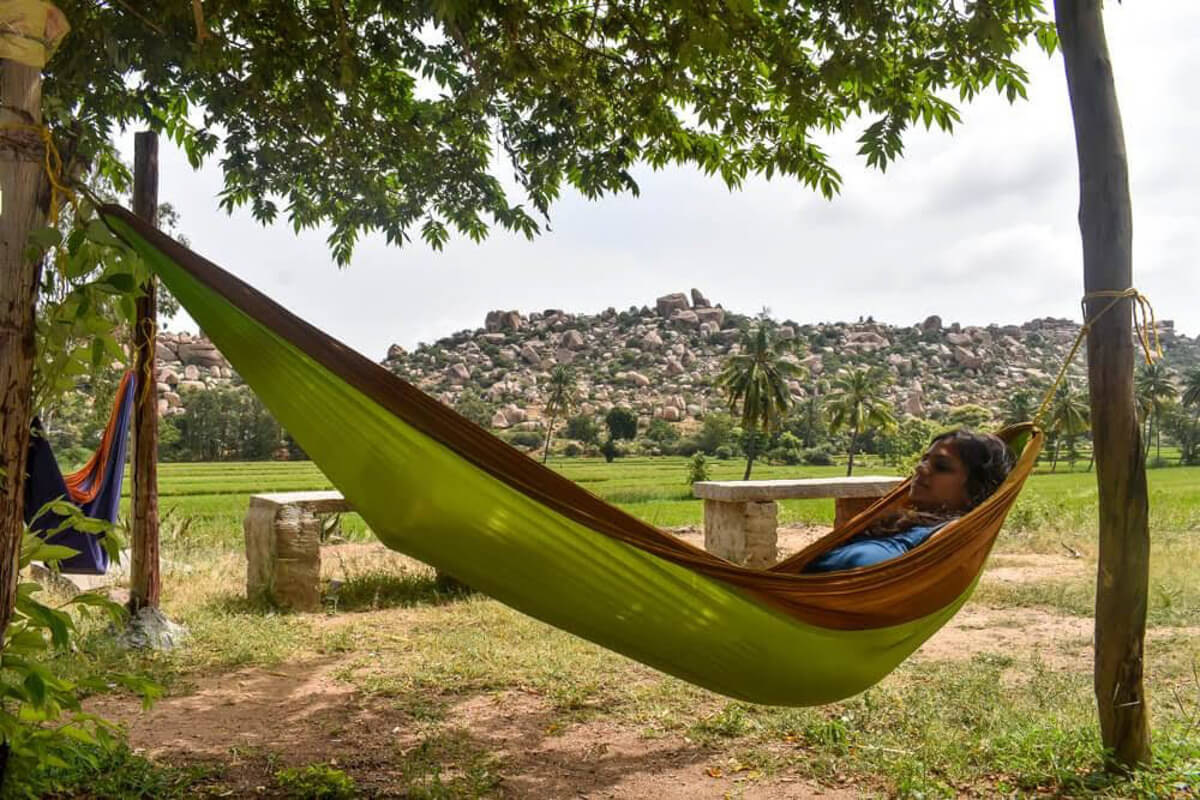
[28,226,63,250]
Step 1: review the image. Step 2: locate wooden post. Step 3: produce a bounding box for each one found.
[1055,0,1152,768]
[0,61,47,638]
[129,131,161,613]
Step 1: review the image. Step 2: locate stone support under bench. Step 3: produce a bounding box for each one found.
[693,476,903,567]
[244,490,349,611]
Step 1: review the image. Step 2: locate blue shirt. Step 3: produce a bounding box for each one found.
[803,524,945,573]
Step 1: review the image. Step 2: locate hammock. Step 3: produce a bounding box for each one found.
[25,372,136,575]
[101,205,1043,706]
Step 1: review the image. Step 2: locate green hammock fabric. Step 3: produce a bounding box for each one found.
[103,207,1038,706]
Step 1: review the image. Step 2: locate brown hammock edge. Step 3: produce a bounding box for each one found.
[102,205,1045,632]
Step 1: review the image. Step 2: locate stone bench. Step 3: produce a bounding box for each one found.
[245,490,466,611]
[691,476,903,568]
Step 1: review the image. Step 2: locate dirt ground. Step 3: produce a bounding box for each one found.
[84,532,1132,798]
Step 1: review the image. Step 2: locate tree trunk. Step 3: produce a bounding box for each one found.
[129,132,161,614]
[541,415,555,464]
[1056,0,1152,769]
[0,60,47,640]
[742,434,756,480]
[1051,438,1060,473]
[845,423,858,477]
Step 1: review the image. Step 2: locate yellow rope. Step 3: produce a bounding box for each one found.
[1031,289,1163,428]
[0,121,77,224]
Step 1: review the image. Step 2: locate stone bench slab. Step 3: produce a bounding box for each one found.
[692,476,902,503]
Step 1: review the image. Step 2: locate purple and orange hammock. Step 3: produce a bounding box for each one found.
[24,372,136,575]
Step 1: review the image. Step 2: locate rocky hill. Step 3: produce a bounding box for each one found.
[151,290,1199,431]
[378,289,1199,431]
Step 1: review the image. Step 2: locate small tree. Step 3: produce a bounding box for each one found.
[540,366,575,464]
[1182,368,1200,465]
[1134,362,1177,463]
[1048,382,1091,473]
[564,414,600,446]
[604,407,638,443]
[825,368,897,476]
[1001,389,1037,427]
[717,325,804,480]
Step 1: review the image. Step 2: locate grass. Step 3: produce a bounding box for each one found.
[115,455,1200,552]
[23,455,1200,797]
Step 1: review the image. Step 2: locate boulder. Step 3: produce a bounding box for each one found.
[655,293,690,317]
[640,331,664,350]
[156,398,169,417]
[520,344,541,364]
[665,358,685,376]
[164,391,182,408]
[485,310,524,333]
[695,307,725,327]
[177,380,205,392]
[154,340,178,362]
[490,410,511,429]
[177,341,225,367]
[502,404,527,424]
[625,372,651,388]
[777,325,795,341]
[561,329,586,350]
[446,363,471,383]
[690,288,711,308]
[662,406,682,422]
[698,322,717,338]
[480,332,506,345]
[183,365,200,381]
[946,331,972,346]
[952,346,984,370]
[386,343,407,360]
[158,368,180,386]
[904,392,926,417]
[554,348,576,365]
[713,329,740,345]
[921,315,942,332]
[670,309,700,329]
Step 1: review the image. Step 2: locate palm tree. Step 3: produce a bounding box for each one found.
[1048,381,1090,472]
[1181,367,1200,465]
[1001,389,1035,427]
[541,365,576,464]
[717,324,804,480]
[1134,362,1177,462]
[825,367,897,477]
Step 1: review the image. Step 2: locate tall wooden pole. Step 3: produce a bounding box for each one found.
[1055,0,1151,768]
[129,131,161,613]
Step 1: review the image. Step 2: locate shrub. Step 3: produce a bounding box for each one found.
[600,438,620,462]
[686,453,711,485]
[802,446,835,466]
[563,442,583,457]
[564,414,600,444]
[715,445,733,460]
[645,418,680,444]
[275,764,357,800]
[505,430,543,449]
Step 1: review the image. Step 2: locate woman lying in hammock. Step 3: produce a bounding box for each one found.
[804,430,1013,573]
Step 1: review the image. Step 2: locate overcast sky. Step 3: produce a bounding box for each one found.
[123,2,1198,360]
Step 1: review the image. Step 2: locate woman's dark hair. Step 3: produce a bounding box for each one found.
[930,429,1015,507]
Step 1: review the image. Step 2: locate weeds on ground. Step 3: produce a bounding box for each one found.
[274,763,357,799]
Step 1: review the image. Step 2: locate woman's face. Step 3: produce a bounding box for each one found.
[909,440,972,513]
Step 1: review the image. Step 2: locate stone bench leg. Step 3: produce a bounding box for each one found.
[834,497,876,529]
[244,502,322,611]
[703,499,778,568]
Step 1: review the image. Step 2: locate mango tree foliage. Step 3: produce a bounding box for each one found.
[46,0,1055,263]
